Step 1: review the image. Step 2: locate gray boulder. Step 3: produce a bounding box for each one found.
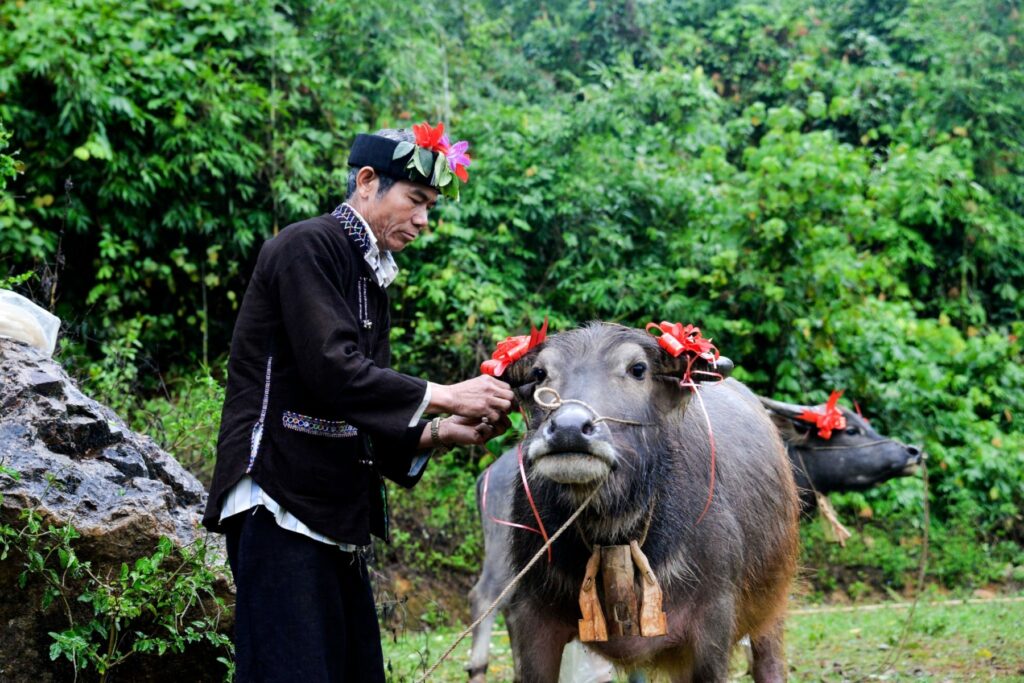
[0,337,229,681]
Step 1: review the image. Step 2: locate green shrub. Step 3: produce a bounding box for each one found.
[0,507,232,681]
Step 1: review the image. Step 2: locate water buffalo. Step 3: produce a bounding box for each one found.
[758,396,923,511]
[467,379,921,682]
[470,323,799,682]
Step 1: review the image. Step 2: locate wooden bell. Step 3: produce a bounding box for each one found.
[629,540,668,637]
[578,545,608,642]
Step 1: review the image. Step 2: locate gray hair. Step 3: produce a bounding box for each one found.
[346,127,415,200]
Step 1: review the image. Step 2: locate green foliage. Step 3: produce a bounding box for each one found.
[136,368,225,486]
[0,120,18,190]
[0,508,231,681]
[1,0,1022,608]
[383,450,484,576]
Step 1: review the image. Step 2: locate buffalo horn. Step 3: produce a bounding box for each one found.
[758,396,811,418]
[661,354,735,383]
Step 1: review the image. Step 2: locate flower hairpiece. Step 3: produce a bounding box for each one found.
[481,319,548,377]
[797,390,847,439]
[390,121,471,201]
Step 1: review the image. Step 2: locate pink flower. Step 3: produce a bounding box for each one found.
[440,134,471,182]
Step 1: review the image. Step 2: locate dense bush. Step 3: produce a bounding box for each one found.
[2,0,1021,599]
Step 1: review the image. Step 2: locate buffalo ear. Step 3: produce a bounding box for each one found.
[501,347,545,402]
[766,411,804,444]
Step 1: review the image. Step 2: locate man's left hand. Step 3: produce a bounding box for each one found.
[441,414,512,447]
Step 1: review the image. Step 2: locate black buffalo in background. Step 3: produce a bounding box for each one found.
[758,395,923,512]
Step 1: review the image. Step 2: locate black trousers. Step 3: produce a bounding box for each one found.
[224,506,386,683]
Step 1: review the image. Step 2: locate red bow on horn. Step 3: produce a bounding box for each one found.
[797,390,847,439]
[645,321,719,360]
[481,319,549,377]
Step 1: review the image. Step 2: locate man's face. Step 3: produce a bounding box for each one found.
[362,179,438,252]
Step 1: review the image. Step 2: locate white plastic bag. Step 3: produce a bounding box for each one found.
[0,289,61,357]
[560,639,616,683]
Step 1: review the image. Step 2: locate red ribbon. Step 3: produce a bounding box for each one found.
[797,390,848,439]
[481,318,549,377]
[645,321,719,360]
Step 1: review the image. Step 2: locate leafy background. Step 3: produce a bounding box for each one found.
[2,0,1022,625]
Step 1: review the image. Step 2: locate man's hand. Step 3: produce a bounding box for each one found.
[440,413,512,447]
[418,413,512,450]
[428,375,514,423]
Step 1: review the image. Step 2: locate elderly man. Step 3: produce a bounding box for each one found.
[202,124,513,682]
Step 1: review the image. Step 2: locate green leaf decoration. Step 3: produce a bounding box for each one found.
[391,141,414,161]
[415,148,433,178]
[441,177,460,201]
[433,152,452,187]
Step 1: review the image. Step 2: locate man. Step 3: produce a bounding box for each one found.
[202,125,514,682]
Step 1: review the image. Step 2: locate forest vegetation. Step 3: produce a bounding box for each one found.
[1,0,1022,664]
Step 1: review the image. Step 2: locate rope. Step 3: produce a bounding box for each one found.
[533,386,647,426]
[414,482,605,683]
[857,460,930,681]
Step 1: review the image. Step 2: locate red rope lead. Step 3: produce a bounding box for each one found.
[481,465,545,537]
[518,442,553,563]
[683,383,717,525]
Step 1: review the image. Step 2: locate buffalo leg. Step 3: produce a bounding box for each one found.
[687,599,735,683]
[508,609,574,683]
[750,619,786,683]
[467,576,502,682]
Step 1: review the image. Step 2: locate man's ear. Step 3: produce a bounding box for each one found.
[354,166,380,199]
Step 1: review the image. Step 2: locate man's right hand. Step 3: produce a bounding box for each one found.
[428,375,514,423]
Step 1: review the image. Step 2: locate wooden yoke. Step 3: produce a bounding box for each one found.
[578,545,608,642]
[629,540,668,637]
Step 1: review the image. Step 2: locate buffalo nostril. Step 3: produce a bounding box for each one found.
[906,445,921,458]
[581,421,595,436]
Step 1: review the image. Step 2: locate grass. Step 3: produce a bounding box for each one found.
[381,596,1024,682]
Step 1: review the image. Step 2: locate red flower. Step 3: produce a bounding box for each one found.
[412,121,449,154]
[645,321,719,360]
[797,390,848,439]
[481,319,548,377]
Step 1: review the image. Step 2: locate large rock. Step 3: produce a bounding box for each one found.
[0,338,229,681]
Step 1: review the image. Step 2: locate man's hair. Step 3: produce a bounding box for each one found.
[346,128,415,200]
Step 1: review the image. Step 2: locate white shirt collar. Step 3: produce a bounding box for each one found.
[343,203,400,289]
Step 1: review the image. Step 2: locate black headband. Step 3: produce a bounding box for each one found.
[347,134,439,185]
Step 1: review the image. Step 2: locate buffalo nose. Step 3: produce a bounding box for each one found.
[544,404,598,453]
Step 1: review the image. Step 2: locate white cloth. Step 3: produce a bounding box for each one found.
[219,475,366,551]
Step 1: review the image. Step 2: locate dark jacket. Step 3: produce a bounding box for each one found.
[202,213,430,545]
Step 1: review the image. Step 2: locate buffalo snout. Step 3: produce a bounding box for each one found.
[543,404,601,451]
[900,443,924,472]
[528,404,618,485]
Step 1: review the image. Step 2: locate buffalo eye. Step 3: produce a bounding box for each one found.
[530,366,547,382]
[845,425,861,436]
[628,362,647,380]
